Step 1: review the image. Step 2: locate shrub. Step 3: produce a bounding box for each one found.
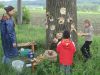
[22,7,30,24]
[0,3,4,8]
[14,6,30,24]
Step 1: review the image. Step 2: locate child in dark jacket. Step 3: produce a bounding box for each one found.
[56,30,76,75]
[1,6,18,64]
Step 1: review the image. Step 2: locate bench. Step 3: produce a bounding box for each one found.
[17,41,36,52]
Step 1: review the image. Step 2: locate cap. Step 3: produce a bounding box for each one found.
[4,6,14,12]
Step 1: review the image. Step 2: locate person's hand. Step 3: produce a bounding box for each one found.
[77,31,87,36]
[77,32,82,36]
[77,31,83,36]
[53,38,58,43]
[71,24,77,33]
[56,32,63,39]
[13,43,17,47]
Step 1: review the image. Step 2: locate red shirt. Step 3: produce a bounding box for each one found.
[56,39,76,66]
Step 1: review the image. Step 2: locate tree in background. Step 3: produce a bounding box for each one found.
[22,7,30,24]
[46,0,77,49]
[14,6,30,24]
[0,3,4,8]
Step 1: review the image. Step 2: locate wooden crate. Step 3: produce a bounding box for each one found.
[31,54,46,71]
[17,41,36,52]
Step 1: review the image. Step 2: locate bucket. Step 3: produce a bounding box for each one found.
[12,60,24,72]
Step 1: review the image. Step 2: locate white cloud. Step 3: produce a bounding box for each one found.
[0,0,36,1]
[0,0,11,1]
[0,0,12,1]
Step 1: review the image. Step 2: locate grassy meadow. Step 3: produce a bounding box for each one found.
[0,24,100,75]
[0,8,100,75]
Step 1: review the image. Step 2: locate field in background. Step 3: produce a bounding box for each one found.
[0,8,100,75]
[29,9,100,35]
[0,24,100,75]
[0,8,100,35]
[77,12,100,34]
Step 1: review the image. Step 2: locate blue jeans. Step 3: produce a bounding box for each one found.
[60,65,71,75]
[2,56,18,64]
[2,56,11,64]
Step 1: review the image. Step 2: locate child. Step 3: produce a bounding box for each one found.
[80,19,94,62]
[50,32,62,50]
[56,30,76,75]
[1,6,18,64]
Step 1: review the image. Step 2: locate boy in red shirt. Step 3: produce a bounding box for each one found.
[56,30,76,75]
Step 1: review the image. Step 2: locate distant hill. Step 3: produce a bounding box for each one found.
[77,0,100,11]
[0,0,99,11]
[0,0,99,7]
[0,0,46,7]
[78,0,100,3]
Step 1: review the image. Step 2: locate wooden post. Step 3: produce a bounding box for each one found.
[46,0,77,48]
[17,0,22,24]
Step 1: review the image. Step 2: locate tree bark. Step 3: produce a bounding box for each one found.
[17,0,22,24]
[46,0,77,49]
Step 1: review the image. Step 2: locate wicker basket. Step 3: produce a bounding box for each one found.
[44,50,57,61]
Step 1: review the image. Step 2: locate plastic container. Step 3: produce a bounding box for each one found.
[28,52,34,59]
[19,48,31,57]
[26,64,32,67]
[12,60,24,72]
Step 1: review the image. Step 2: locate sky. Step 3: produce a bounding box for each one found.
[0,0,37,1]
[0,0,11,1]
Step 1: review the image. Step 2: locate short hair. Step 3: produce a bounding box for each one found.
[63,30,70,39]
[4,6,14,12]
[84,19,91,26]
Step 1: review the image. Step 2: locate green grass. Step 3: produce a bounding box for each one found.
[0,24,46,75]
[0,24,100,75]
[77,11,100,24]
[0,9,100,75]
[30,9,46,14]
[77,11,100,14]
[16,24,46,43]
[77,12,100,24]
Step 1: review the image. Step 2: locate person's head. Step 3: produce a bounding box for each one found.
[84,19,91,27]
[4,6,15,16]
[63,30,70,39]
[56,32,63,40]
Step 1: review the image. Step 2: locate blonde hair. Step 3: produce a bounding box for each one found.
[84,19,91,26]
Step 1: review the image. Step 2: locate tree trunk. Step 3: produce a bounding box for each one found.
[17,0,22,24]
[46,0,77,49]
